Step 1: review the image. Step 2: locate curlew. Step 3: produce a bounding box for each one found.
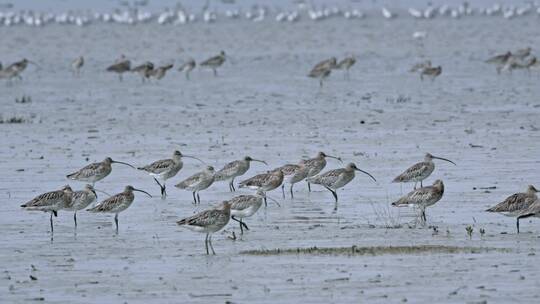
[175,166,215,204]
[420,65,442,81]
[228,190,268,234]
[71,56,84,77]
[336,56,356,79]
[178,58,196,80]
[303,152,342,192]
[238,169,284,206]
[106,55,131,81]
[66,184,97,227]
[200,51,226,76]
[276,161,309,198]
[392,179,445,223]
[307,163,376,208]
[131,61,154,83]
[67,157,136,186]
[393,153,455,189]
[486,185,538,233]
[214,156,267,192]
[177,201,232,255]
[138,150,204,198]
[21,185,73,236]
[87,185,151,233]
[308,57,337,88]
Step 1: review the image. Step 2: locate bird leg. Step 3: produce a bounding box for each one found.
[74,212,77,228]
[290,184,294,199]
[264,196,267,207]
[209,234,216,255]
[517,218,520,234]
[308,182,311,192]
[281,184,285,199]
[197,192,201,204]
[50,212,54,234]
[324,186,338,202]
[413,182,417,190]
[232,216,249,234]
[420,181,423,188]
[192,192,197,204]
[114,213,119,233]
[231,178,236,191]
[213,68,217,77]
[205,233,209,255]
[154,178,166,198]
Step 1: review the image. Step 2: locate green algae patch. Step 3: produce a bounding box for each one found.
[240,245,511,256]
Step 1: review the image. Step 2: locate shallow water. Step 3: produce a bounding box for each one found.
[1,14,540,303]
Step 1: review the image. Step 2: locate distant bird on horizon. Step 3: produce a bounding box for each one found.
[106,55,131,81]
[336,56,356,79]
[151,63,174,80]
[178,58,196,80]
[71,56,84,77]
[308,57,337,87]
[131,61,154,82]
[200,51,226,76]
[420,65,442,81]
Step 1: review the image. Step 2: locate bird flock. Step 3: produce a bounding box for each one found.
[19,145,540,255]
[4,45,538,87]
[2,2,540,27]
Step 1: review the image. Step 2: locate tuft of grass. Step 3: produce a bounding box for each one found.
[241,245,510,256]
[0,116,27,124]
[370,202,402,229]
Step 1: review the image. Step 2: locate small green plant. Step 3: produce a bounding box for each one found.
[466,225,474,240]
[479,228,486,237]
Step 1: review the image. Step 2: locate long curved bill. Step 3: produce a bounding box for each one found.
[183,155,206,164]
[264,194,281,207]
[94,188,112,197]
[252,159,268,165]
[133,188,152,198]
[432,156,456,166]
[327,155,343,163]
[356,168,377,182]
[27,60,42,70]
[111,160,136,169]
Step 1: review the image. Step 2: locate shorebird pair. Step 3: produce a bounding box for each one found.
[389,153,455,223]
[21,184,151,236]
[308,56,356,87]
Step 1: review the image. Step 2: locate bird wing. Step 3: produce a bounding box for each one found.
[200,56,223,66]
[394,186,435,206]
[486,193,533,213]
[22,190,64,207]
[279,164,300,176]
[518,200,540,217]
[139,159,174,174]
[67,162,102,179]
[308,168,344,185]
[229,195,255,211]
[393,162,429,182]
[215,161,241,180]
[87,193,123,212]
[177,209,225,227]
[176,172,204,188]
[239,173,268,187]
